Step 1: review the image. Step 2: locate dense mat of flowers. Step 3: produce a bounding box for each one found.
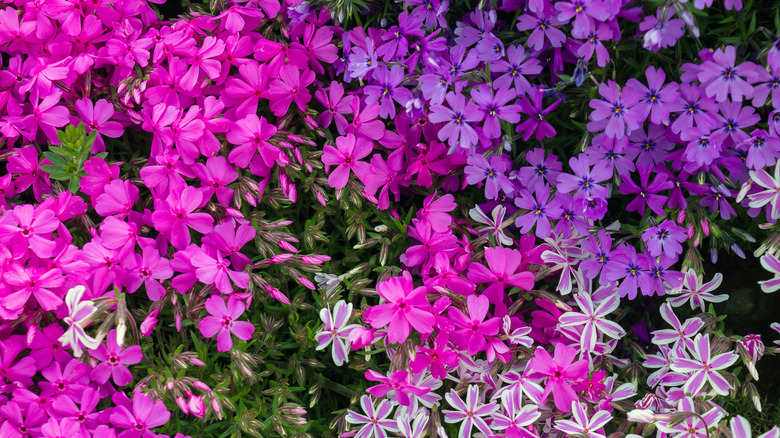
[1,0,780,437]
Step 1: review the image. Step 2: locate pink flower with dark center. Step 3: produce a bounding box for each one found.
[364,370,430,406]
[361,272,435,344]
[6,145,52,201]
[321,133,372,190]
[124,245,174,301]
[90,330,142,386]
[266,64,314,116]
[190,245,250,294]
[110,392,170,437]
[226,114,280,168]
[0,203,59,258]
[74,98,124,152]
[199,295,254,352]
[528,343,589,412]
[151,186,214,249]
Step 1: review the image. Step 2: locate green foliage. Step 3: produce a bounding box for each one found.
[40,123,102,193]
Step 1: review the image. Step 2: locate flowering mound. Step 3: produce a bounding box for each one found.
[1,0,780,437]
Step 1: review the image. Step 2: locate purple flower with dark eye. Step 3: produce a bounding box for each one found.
[605,245,647,300]
[455,9,497,48]
[619,164,672,216]
[429,91,483,151]
[769,39,780,68]
[514,184,562,238]
[517,87,562,141]
[443,45,480,77]
[711,101,759,146]
[751,63,780,108]
[626,67,680,125]
[698,46,761,102]
[588,80,642,139]
[517,13,567,51]
[556,156,611,199]
[701,184,737,219]
[575,23,613,68]
[681,128,721,167]
[419,67,452,106]
[669,83,719,134]
[471,85,522,139]
[555,193,593,237]
[377,11,425,61]
[641,255,683,296]
[642,220,687,258]
[627,124,674,167]
[518,148,562,192]
[492,45,543,93]
[347,39,377,80]
[580,229,622,285]
[555,0,611,35]
[588,134,635,175]
[465,154,515,200]
[741,129,780,170]
[364,65,413,119]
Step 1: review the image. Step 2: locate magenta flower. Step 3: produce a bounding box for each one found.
[361,272,435,344]
[199,295,255,352]
[226,114,280,168]
[321,133,372,190]
[315,82,353,133]
[190,245,250,295]
[192,156,238,206]
[467,247,534,310]
[124,245,174,301]
[151,186,214,249]
[90,330,143,386]
[180,35,224,90]
[409,332,458,379]
[4,265,64,313]
[416,192,456,233]
[364,370,430,406]
[201,221,255,271]
[110,392,170,437]
[528,343,589,412]
[23,89,70,144]
[517,87,562,141]
[0,203,59,258]
[94,179,140,219]
[670,333,738,395]
[266,65,314,116]
[447,295,501,356]
[618,164,672,216]
[6,145,52,201]
[74,98,124,152]
[429,91,483,151]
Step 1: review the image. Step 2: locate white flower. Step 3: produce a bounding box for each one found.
[58,285,100,357]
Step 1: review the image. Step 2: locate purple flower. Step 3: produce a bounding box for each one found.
[711,100,759,146]
[429,91,483,151]
[627,124,674,167]
[605,245,647,300]
[364,65,413,119]
[669,83,719,134]
[555,0,611,35]
[669,333,738,395]
[698,46,761,102]
[518,147,562,192]
[642,220,687,258]
[701,184,737,220]
[752,63,780,108]
[514,184,562,238]
[492,45,542,93]
[641,255,684,296]
[377,11,424,61]
[626,66,680,125]
[556,156,611,200]
[464,154,514,200]
[742,129,780,170]
[516,13,567,51]
[588,80,643,139]
[517,87,561,141]
[681,128,721,167]
[471,85,522,139]
[619,164,673,216]
[575,23,613,68]
[580,229,621,285]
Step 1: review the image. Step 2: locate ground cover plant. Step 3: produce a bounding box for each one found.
[1,0,780,437]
